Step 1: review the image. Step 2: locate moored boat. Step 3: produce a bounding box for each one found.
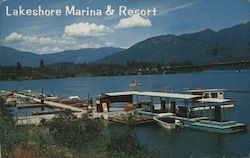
[96,89,247,133]
[153,113,176,129]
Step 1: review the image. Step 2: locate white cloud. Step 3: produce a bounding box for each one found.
[4,32,53,45]
[5,32,23,42]
[41,46,63,53]
[115,15,152,29]
[3,18,152,53]
[64,22,110,37]
[3,32,112,54]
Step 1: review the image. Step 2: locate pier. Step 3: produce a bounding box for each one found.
[9,93,87,125]
[14,93,87,112]
[16,112,83,125]
[16,103,43,109]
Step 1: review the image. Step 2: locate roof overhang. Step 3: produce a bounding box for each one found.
[104,91,200,100]
[184,89,227,93]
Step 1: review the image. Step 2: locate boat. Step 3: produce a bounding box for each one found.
[129,80,137,87]
[153,113,176,129]
[68,96,80,100]
[96,89,247,133]
[59,96,89,107]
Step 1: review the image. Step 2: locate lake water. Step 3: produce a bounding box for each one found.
[1,70,250,157]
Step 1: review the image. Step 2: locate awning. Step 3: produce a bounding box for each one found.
[104,91,200,99]
[184,89,227,93]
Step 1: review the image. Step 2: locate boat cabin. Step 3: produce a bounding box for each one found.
[68,96,80,100]
[185,89,226,99]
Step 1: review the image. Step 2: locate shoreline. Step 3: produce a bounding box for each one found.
[0,60,249,82]
[0,68,250,82]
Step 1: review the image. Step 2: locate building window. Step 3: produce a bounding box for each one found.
[211,93,218,98]
[204,93,209,98]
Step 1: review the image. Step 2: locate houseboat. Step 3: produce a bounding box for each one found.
[96,89,247,133]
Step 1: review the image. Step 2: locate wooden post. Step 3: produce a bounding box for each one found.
[0,144,2,158]
[151,97,154,113]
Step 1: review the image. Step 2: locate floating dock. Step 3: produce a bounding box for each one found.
[16,103,44,109]
[108,114,153,124]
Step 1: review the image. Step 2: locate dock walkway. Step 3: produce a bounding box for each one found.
[15,93,86,112]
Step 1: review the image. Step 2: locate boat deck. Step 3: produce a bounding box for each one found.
[191,120,247,133]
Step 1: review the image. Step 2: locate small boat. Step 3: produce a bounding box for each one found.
[59,96,89,107]
[68,96,80,100]
[153,113,176,129]
[129,80,137,87]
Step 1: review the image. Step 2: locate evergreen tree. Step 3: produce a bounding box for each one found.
[15,62,23,76]
[40,59,44,68]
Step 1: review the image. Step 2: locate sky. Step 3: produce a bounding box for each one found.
[0,0,250,54]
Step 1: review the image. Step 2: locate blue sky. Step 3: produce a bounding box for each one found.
[0,0,250,54]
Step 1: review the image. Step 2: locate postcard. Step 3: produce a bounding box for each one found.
[0,0,250,158]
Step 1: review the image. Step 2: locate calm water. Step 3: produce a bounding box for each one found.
[1,70,250,157]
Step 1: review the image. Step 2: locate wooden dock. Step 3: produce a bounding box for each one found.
[108,115,154,124]
[16,103,44,109]
[16,112,83,126]
[15,93,87,112]
[32,109,63,116]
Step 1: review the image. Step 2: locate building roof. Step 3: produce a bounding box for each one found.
[104,91,138,96]
[104,91,200,99]
[137,91,200,99]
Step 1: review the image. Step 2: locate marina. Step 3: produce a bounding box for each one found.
[0,87,247,133]
[95,89,246,133]
[0,71,250,157]
[1,0,250,157]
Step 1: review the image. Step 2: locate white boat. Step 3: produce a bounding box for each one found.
[153,113,176,129]
[68,96,80,100]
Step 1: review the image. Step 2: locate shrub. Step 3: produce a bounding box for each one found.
[47,110,102,149]
[107,127,159,158]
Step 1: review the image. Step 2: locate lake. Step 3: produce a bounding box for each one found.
[1,70,250,157]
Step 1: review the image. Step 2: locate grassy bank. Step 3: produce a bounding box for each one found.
[0,97,159,158]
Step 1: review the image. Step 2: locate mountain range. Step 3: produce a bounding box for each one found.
[0,21,250,67]
[0,47,124,67]
[97,21,250,65]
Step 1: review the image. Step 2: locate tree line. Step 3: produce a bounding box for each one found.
[0,59,249,81]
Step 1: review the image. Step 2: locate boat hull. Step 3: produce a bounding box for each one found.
[169,116,247,134]
[190,120,247,134]
[153,116,176,129]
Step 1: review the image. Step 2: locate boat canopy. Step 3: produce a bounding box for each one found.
[184,89,227,93]
[104,91,200,99]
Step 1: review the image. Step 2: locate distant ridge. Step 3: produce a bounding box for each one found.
[0,46,124,67]
[1,22,250,67]
[96,21,250,64]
